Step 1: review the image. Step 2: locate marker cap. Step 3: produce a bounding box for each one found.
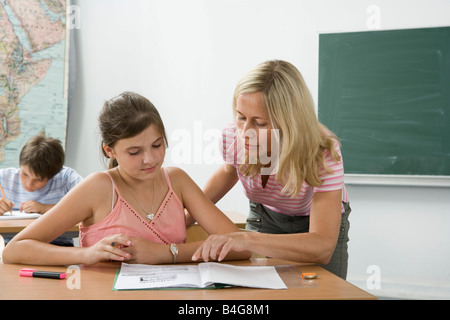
[19,268,36,277]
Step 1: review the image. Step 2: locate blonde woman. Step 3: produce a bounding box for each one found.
[191,60,351,279]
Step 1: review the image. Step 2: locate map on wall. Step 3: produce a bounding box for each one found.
[0,0,69,168]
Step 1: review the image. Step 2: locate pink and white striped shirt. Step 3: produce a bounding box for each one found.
[221,122,349,216]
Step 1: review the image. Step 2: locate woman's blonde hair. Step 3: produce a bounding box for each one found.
[233,60,341,197]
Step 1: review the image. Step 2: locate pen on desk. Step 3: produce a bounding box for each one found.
[19,268,66,279]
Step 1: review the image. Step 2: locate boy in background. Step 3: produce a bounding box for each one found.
[0,134,82,246]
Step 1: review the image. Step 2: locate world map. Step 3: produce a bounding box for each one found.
[0,0,68,167]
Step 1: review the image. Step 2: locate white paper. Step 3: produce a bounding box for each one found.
[0,210,41,220]
[114,262,287,290]
[198,262,288,289]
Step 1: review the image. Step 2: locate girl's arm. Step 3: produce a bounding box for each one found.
[193,189,342,264]
[127,167,250,264]
[106,167,249,265]
[2,172,132,265]
[186,163,238,226]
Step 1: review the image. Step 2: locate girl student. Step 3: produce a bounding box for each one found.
[191,60,351,279]
[3,92,250,265]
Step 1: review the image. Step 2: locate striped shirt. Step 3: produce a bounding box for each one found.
[221,122,349,216]
[0,166,83,210]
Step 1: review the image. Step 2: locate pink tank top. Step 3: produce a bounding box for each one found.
[79,168,186,247]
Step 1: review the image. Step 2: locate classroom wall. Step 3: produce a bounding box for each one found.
[65,0,450,299]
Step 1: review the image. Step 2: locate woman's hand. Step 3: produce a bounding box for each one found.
[192,232,249,262]
[82,234,133,265]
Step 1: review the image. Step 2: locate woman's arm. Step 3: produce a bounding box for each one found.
[185,163,238,226]
[174,167,251,262]
[193,189,342,264]
[203,163,239,204]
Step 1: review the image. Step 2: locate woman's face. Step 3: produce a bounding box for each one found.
[104,124,165,181]
[235,92,273,162]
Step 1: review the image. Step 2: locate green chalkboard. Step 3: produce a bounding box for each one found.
[318,26,450,176]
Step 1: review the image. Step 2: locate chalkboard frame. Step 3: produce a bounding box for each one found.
[318,26,450,187]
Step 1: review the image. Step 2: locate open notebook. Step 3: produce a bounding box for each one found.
[113,262,287,290]
[0,210,41,220]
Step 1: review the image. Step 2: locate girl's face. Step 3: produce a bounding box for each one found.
[20,165,49,192]
[104,124,165,180]
[235,92,273,160]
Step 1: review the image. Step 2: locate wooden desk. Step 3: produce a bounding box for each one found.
[0,218,79,234]
[0,258,376,300]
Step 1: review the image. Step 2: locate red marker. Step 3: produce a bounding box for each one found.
[19,268,66,279]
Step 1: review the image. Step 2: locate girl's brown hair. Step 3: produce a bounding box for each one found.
[99,91,168,168]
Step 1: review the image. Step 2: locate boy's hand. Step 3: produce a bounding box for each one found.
[20,200,48,214]
[0,197,14,215]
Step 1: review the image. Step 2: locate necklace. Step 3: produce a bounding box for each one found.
[118,168,157,220]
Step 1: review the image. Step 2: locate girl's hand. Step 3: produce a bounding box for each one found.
[82,234,134,265]
[121,237,170,264]
[192,232,249,262]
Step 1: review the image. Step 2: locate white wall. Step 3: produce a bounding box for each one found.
[65,0,450,299]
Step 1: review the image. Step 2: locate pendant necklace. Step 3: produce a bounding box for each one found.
[118,168,157,221]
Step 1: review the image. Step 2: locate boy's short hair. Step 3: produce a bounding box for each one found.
[19,134,65,180]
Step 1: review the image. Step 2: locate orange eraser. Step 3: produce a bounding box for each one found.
[301,272,318,279]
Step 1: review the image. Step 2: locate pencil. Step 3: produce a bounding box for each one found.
[0,184,5,199]
[0,184,12,214]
